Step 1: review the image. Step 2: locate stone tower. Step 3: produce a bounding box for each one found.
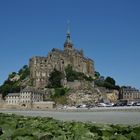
[29,28,95,88]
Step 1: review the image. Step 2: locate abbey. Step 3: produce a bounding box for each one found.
[29,30,95,88]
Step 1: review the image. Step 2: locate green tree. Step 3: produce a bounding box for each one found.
[0,65,30,97]
[0,79,20,97]
[9,72,17,79]
[65,65,93,82]
[95,75,118,90]
[50,87,70,105]
[18,65,30,80]
[20,68,30,80]
[105,77,116,86]
[23,65,28,69]
[65,65,77,82]
[103,82,115,89]
[101,77,116,89]
[94,71,100,79]
[114,85,120,90]
[48,69,63,88]
[18,65,29,76]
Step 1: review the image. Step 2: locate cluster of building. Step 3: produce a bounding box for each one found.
[0,87,54,109]
[120,86,140,101]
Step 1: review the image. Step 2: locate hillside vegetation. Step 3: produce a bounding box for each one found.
[0,64,120,103]
[0,65,30,97]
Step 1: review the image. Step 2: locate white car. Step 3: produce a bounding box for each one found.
[98,103,113,107]
[127,101,135,106]
[76,104,87,108]
[97,103,107,107]
[136,102,140,106]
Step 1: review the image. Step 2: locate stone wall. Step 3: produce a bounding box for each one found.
[67,81,82,89]
[32,101,55,109]
[0,101,55,110]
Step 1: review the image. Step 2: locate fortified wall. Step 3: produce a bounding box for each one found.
[29,30,95,88]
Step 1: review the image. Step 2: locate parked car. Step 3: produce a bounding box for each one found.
[97,103,112,107]
[132,102,137,106]
[127,101,135,106]
[86,104,95,108]
[136,102,140,106]
[76,104,87,108]
[127,101,140,106]
[113,102,127,107]
[105,103,113,107]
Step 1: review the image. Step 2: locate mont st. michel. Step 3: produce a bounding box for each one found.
[29,30,95,89]
[1,1,140,139]
[0,28,140,110]
[0,29,97,109]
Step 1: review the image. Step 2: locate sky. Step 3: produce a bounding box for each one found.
[0,0,140,89]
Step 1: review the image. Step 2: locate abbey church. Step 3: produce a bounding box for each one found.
[29,29,95,88]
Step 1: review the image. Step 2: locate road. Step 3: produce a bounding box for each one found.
[0,108,140,125]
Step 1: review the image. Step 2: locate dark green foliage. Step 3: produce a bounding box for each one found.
[65,65,93,82]
[121,86,127,89]
[50,88,70,105]
[53,88,66,97]
[103,77,117,89]
[48,69,63,88]
[19,65,30,80]
[94,71,100,79]
[0,79,20,97]
[65,65,77,82]
[94,75,119,90]
[105,77,116,86]
[85,76,94,82]
[0,65,30,97]
[18,65,28,75]
[114,85,120,90]
[95,80,104,87]
[0,113,140,140]
[9,72,16,79]
[103,81,115,89]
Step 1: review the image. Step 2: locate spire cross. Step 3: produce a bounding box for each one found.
[67,20,70,34]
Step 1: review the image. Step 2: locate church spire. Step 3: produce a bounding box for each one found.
[64,21,73,50]
[66,21,71,43]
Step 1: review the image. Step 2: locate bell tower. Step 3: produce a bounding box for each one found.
[64,22,73,50]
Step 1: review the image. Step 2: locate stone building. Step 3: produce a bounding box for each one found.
[4,87,55,109]
[6,93,20,105]
[120,86,140,100]
[20,87,43,107]
[29,30,95,88]
[5,87,43,107]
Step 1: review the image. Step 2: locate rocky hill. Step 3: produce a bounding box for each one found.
[0,64,120,105]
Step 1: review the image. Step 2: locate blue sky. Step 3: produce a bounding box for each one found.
[0,0,140,89]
